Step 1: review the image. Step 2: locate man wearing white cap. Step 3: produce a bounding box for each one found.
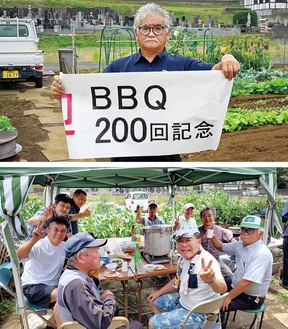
[211,215,273,324]
[57,232,142,329]
[172,203,197,231]
[148,227,226,329]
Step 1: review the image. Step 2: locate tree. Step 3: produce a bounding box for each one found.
[277,168,288,189]
[233,10,257,27]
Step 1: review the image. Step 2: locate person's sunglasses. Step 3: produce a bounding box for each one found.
[240,228,256,235]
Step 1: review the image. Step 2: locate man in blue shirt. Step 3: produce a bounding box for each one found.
[280,201,288,289]
[136,203,165,226]
[51,3,240,162]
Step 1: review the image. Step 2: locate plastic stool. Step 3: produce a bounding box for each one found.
[224,303,266,329]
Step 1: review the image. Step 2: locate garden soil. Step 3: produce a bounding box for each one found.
[0,76,287,162]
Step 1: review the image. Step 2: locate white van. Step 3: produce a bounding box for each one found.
[125,191,150,212]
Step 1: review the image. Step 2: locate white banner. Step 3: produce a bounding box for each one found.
[60,71,233,159]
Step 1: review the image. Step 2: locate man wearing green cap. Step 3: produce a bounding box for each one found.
[211,215,273,325]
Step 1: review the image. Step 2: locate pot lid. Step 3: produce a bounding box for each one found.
[0,131,22,160]
[143,225,172,229]
[143,225,172,232]
[0,131,18,143]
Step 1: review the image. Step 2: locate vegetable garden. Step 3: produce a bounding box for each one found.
[18,190,286,239]
[0,32,287,161]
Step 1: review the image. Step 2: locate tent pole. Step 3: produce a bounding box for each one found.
[3,221,29,329]
[171,185,176,219]
[259,174,282,243]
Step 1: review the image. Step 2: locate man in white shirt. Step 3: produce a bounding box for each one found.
[17,217,69,327]
[211,215,273,325]
[172,203,197,231]
[148,226,226,329]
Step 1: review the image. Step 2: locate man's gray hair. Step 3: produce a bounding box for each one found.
[200,206,217,218]
[133,3,172,30]
[67,247,89,265]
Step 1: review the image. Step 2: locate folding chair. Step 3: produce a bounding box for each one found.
[179,292,229,329]
[108,317,129,329]
[0,232,23,272]
[0,232,12,270]
[0,232,10,263]
[60,322,85,329]
[0,267,56,328]
[0,233,11,301]
[60,316,129,329]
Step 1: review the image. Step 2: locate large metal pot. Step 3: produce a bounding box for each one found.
[143,225,172,257]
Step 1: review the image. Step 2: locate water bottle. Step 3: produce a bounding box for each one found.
[100,249,109,265]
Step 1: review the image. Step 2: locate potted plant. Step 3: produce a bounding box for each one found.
[0,116,22,160]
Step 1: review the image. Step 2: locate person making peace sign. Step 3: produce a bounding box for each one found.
[147,227,227,329]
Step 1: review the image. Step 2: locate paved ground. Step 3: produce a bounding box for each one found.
[227,283,288,329]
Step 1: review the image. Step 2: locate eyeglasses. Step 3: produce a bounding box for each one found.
[138,25,167,36]
[240,228,256,235]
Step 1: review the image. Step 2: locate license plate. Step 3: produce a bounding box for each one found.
[3,70,19,78]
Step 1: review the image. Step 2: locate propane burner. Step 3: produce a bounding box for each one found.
[143,252,171,264]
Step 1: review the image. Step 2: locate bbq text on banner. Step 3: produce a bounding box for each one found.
[60,71,233,159]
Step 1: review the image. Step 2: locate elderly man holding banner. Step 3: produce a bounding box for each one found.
[51,3,240,162]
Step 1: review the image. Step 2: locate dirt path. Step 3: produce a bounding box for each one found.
[0,79,287,162]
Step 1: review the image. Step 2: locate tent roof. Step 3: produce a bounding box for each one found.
[0,167,276,188]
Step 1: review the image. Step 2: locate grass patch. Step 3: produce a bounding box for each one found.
[0,296,15,323]
[278,292,288,303]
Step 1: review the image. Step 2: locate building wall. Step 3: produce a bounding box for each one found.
[244,0,288,24]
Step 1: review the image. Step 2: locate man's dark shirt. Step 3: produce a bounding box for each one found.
[69,200,80,235]
[104,48,214,73]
